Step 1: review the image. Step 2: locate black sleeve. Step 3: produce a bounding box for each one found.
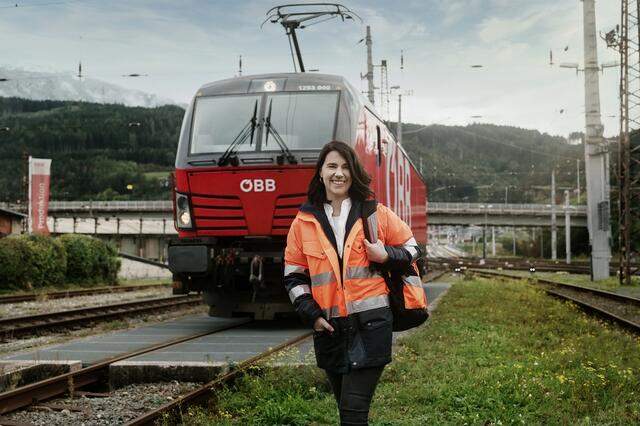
[383,244,423,272]
[284,272,323,328]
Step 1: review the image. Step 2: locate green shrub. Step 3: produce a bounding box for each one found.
[27,235,67,288]
[0,237,33,290]
[20,234,67,288]
[59,234,120,285]
[0,234,120,290]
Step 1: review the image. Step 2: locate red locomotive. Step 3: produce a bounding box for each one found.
[168,72,427,319]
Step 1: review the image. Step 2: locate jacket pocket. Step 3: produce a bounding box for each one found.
[356,307,393,366]
[313,330,345,371]
[302,241,326,259]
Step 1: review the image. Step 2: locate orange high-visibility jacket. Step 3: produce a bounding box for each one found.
[284,200,425,372]
[284,200,426,323]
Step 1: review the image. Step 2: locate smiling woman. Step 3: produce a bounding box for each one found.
[284,140,425,425]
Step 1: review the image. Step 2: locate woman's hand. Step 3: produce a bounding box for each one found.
[313,317,335,333]
[364,239,389,264]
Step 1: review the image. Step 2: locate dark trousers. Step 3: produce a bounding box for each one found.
[325,366,385,426]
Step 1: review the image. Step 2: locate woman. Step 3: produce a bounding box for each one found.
[284,141,422,425]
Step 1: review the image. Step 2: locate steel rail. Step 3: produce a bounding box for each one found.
[469,269,640,333]
[0,295,202,339]
[430,257,640,275]
[430,258,593,274]
[123,331,313,426]
[0,283,170,305]
[542,288,640,333]
[0,320,250,415]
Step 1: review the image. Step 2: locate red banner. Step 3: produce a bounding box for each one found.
[29,157,52,235]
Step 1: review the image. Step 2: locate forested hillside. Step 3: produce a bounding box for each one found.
[0,96,586,204]
[398,123,585,203]
[0,97,183,202]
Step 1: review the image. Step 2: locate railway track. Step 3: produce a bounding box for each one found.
[470,269,640,334]
[0,283,171,305]
[0,294,202,340]
[123,331,312,426]
[430,258,591,274]
[0,320,249,417]
[430,257,640,276]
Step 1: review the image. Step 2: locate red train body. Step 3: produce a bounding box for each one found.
[169,73,427,319]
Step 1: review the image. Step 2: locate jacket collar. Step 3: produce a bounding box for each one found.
[300,199,363,254]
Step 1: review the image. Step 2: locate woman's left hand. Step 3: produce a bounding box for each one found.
[364,239,389,264]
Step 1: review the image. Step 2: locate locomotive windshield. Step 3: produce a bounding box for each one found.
[190,94,262,154]
[262,92,338,150]
[189,91,339,155]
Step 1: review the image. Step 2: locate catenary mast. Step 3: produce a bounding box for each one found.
[582,0,611,279]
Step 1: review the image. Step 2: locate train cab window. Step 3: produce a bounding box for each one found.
[190,94,262,154]
[262,92,339,151]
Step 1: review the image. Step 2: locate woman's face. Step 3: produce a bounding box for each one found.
[320,150,352,201]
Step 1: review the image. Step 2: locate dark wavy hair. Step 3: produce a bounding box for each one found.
[307,141,374,207]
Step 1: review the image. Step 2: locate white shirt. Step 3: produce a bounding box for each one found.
[323,198,352,258]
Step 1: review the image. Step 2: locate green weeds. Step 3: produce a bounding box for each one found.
[176,278,640,425]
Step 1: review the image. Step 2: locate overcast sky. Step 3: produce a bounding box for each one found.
[0,0,619,138]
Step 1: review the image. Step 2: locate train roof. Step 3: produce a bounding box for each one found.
[195,72,376,116]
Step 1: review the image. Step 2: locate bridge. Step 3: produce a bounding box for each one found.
[428,202,587,228]
[2,201,588,233]
[0,201,588,261]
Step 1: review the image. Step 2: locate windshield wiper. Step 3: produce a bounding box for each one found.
[218,100,259,167]
[264,99,297,165]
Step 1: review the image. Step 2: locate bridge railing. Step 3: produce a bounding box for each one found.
[428,202,587,215]
[46,200,174,211]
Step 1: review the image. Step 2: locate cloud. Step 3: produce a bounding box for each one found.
[0,0,622,137]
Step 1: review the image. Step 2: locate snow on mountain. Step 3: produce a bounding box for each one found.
[0,67,179,108]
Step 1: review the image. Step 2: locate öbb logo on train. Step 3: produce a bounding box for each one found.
[240,179,276,192]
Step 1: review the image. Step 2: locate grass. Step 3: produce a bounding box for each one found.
[175,276,640,425]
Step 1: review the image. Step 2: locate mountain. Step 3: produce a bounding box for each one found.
[0,97,183,202]
[394,122,585,204]
[0,67,178,108]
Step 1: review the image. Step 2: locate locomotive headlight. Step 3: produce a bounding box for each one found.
[179,211,191,225]
[175,192,194,229]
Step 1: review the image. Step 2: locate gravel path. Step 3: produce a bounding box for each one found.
[7,381,201,426]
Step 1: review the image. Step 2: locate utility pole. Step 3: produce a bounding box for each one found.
[492,226,496,256]
[397,93,402,145]
[365,26,375,105]
[582,0,611,279]
[565,190,572,264]
[551,169,557,260]
[576,159,581,204]
[379,60,389,119]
